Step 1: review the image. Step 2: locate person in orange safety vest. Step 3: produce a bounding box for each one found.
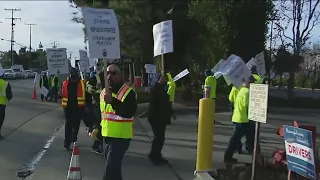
[61,67,93,150]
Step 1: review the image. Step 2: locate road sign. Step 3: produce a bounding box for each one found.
[284,125,316,179]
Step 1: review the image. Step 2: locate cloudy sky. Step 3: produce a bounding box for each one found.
[0,1,85,59]
[0,1,320,59]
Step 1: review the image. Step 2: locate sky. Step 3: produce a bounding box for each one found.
[0,1,85,59]
[0,1,320,60]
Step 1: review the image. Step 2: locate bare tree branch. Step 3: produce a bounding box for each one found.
[300,0,320,42]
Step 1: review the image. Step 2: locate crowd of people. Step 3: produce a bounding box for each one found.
[33,63,264,179]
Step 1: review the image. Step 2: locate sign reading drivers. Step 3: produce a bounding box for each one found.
[284,125,316,179]
[46,48,69,75]
[82,7,120,60]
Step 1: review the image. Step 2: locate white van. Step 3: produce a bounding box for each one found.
[11,64,25,79]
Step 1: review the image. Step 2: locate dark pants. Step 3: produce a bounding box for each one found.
[50,86,58,102]
[224,122,253,159]
[103,137,131,180]
[64,107,86,147]
[148,120,167,158]
[0,105,6,133]
[236,121,255,153]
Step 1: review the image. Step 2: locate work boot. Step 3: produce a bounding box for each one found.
[148,154,168,165]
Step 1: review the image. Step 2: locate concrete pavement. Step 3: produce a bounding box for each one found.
[0,78,62,180]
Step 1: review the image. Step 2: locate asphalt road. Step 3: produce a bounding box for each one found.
[0,78,63,180]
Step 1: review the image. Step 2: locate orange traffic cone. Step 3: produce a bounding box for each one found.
[67,143,82,180]
[32,85,37,99]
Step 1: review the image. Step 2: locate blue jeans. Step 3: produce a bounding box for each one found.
[103,137,131,180]
[224,122,253,159]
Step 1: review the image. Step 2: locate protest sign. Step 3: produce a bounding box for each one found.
[46,48,69,75]
[148,73,160,88]
[173,69,189,82]
[214,54,251,88]
[145,64,156,74]
[246,52,266,77]
[211,59,226,75]
[40,86,49,97]
[79,50,90,73]
[82,7,120,60]
[284,125,316,179]
[153,20,173,57]
[248,84,268,123]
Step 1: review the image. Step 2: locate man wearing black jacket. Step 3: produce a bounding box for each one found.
[100,64,137,180]
[148,75,170,165]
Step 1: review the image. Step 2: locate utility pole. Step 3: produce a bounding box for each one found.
[25,23,37,52]
[69,51,74,60]
[5,8,21,66]
[50,40,59,49]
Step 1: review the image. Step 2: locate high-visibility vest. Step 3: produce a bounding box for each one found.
[51,76,59,87]
[166,73,176,102]
[252,74,264,84]
[0,79,8,105]
[204,76,217,98]
[100,84,134,139]
[61,79,86,107]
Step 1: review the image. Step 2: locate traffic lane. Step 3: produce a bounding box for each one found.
[0,80,63,179]
[137,113,283,180]
[0,108,64,180]
[8,78,36,89]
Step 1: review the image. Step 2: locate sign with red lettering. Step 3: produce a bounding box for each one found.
[284,125,316,179]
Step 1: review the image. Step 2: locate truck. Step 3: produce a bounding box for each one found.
[11,64,25,79]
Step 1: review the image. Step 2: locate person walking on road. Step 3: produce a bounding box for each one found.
[39,74,49,101]
[86,63,104,154]
[0,71,13,140]
[147,75,171,165]
[224,77,254,163]
[100,64,137,180]
[61,68,91,150]
[166,72,176,125]
[49,74,59,102]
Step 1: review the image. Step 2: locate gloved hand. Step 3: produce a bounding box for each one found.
[89,128,99,140]
[87,85,97,94]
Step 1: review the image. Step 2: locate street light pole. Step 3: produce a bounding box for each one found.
[25,23,37,52]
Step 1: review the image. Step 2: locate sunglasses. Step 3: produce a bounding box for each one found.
[107,71,117,76]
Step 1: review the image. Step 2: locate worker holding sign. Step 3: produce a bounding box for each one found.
[204,69,217,99]
[224,77,254,163]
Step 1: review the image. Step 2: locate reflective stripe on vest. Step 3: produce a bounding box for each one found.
[61,79,85,107]
[0,79,8,105]
[99,86,134,139]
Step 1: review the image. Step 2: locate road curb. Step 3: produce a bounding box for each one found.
[194,172,215,180]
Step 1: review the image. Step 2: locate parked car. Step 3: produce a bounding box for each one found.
[25,70,35,78]
[3,69,17,80]
[11,64,25,79]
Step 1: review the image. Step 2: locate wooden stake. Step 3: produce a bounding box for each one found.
[161,54,164,76]
[251,122,261,180]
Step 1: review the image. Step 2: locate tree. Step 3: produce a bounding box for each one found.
[275,0,320,98]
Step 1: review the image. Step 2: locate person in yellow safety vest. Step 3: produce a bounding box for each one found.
[0,70,13,140]
[99,64,137,180]
[86,65,105,155]
[39,74,49,101]
[204,69,217,98]
[49,75,59,102]
[224,77,254,163]
[230,73,264,154]
[166,72,176,124]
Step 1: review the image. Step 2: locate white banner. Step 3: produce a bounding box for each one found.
[153,20,173,57]
[246,52,266,77]
[46,48,69,75]
[214,54,252,88]
[173,69,189,82]
[82,7,120,60]
[79,50,90,73]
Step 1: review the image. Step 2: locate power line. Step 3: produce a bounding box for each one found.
[25,23,37,52]
[4,8,21,66]
[0,37,29,49]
